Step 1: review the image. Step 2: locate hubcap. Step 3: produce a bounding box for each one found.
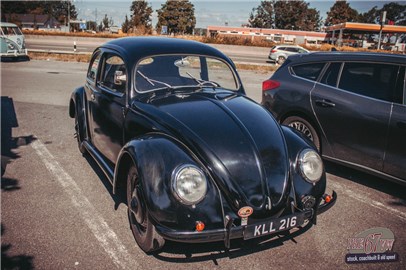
[289,121,313,141]
[130,187,145,225]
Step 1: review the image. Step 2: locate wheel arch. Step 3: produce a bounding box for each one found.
[280,110,323,152]
[113,150,135,195]
[113,135,225,231]
[69,86,86,118]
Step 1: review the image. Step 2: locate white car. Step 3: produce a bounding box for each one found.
[268,45,309,64]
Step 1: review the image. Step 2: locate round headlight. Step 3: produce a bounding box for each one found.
[298,149,323,184]
[8,43,15,50]
[172,165,207,205]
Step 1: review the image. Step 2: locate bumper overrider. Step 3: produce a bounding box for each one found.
[156,191,337,248]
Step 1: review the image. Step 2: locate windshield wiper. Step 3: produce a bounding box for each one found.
[186,72,220,88]
[137,71,172,88]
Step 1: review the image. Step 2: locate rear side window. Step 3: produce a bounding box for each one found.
[291,63,325,81]
[285,47,298,52]
[320,62,342,87]
[338,62,399,102]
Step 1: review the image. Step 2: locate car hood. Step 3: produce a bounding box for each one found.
[136,91,290,215]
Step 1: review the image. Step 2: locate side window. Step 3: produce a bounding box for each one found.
[99,54,127,94]
[291,63,325,81]
[338,62,399,102]
[320,62,342,87]
[87,53,101,81]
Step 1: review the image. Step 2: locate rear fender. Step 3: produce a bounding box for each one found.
[69,86,86,118]
[69,87,88,141]
[114,134,225,231]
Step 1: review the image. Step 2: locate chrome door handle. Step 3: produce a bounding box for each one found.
[315,99,335,108]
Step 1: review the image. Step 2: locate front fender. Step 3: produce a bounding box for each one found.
[114,134,225,231]
[281,126,326,207]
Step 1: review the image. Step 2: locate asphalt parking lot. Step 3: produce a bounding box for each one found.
[1,59,405,270]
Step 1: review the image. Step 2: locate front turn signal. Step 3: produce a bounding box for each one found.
[195,221,205,232]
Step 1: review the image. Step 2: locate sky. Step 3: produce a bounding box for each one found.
[72,0,406,28]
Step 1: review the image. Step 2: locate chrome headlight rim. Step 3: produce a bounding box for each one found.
[171,164,207,206]
[298,148,323,184]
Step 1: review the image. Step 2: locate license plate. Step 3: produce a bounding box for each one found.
[243,213,305,239]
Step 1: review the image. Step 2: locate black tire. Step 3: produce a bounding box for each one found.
[74,105,87,154]
[282,116,320,151]
[127,165,165,253]
[277,56,286,65]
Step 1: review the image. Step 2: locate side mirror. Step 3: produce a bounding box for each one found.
[114,70,126,85]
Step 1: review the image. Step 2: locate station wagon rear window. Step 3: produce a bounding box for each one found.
[135,55,239,92]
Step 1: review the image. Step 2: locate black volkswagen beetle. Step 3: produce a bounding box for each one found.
[69,37,336,253]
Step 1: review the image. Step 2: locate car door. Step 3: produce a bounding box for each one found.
[383,66,406,181]
[87,51,128,164]
[311,61,398,171]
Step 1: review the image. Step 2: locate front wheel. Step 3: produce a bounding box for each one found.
[127,165,165,253]
[282,116,320,151]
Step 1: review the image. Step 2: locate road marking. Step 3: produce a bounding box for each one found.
[31,140,136,269]
[329,180,406,222]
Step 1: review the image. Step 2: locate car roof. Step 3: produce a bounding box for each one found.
[99,37,233,67]
[0,22,19,27]
[288,51,406,64]
[276,44,303,48]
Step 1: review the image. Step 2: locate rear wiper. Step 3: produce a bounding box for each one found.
[137,71,172,88]
[186,72,220,88]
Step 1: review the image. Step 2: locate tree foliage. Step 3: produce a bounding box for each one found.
[129,0,153,34]
[1,1,77,24]
[102,14,110,30]
[249,0,321,31]
[122,15,131,34]
[249,1,274,29]
[156,0,196,35]
[358,6,379,24]
[380,2,406,25]
[325,0,358,26]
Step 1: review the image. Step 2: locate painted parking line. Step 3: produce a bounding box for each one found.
[329,180,406,222]
[31,140,136,269]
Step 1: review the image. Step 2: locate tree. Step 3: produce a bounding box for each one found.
[358,6,379,24]
[380,2,406,25]
[249,0,320,31]
[325,0,358,26]
[102,14,109,30]
[122,14,131,34]
[0,1,77,24]
[156,0,196,35]
[129,0,153,34]
[249,1,274,28]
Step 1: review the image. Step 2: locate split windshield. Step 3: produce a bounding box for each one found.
[134,55,239,93]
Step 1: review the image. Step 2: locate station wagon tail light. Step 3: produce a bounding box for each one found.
[271,49,277,53]
[262,79,280,91]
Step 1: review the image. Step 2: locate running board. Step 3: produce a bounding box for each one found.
[83,141,114,184]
